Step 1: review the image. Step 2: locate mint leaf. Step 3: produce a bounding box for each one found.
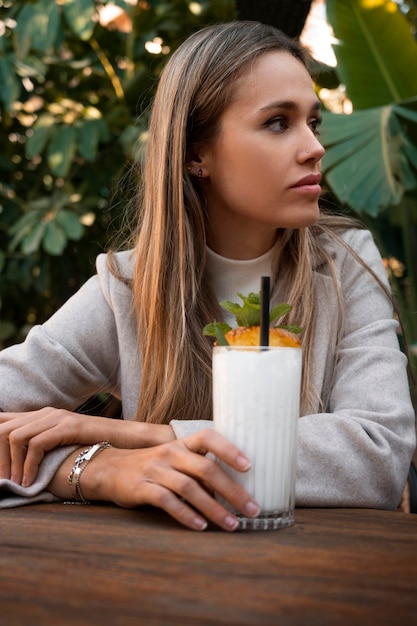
[203,322,231,345]
[279,324,303,335]
[214,325,230,346]
[220,292,261,327]
[202,291,302,339]
[269,303,292,324]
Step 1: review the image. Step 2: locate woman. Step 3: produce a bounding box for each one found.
[0,21,415,530]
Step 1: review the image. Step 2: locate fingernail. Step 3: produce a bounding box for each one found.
[21,476,30,487]
[236,454,251,470]
[193,517,208,531]
[244,501,260,517]
[224,515,240,531]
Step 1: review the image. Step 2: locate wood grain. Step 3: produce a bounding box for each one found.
[1,505,416,625]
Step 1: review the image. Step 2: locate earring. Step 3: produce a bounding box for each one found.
[198,168,203,182]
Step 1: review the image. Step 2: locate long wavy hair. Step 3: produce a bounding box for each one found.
[118,21,389,423]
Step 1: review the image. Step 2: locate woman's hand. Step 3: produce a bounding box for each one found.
[0,408,175,487]
[51,428,260,532]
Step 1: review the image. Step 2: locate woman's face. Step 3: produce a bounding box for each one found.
[196,51,325,259]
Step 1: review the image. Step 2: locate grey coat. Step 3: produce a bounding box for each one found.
[0,228,415,509]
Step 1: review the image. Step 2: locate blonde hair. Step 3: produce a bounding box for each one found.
[119,21,385,423]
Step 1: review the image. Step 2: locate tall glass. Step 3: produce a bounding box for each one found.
[212,345,301,530]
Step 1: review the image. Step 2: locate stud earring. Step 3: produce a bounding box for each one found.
[198,168,203,181]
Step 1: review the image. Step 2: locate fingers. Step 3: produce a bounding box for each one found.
[1,413,52,485]
[118,462,253,532]
[0,408,82,486]
[0,413,27,483]
[139,482,209,531]
[0,436,11,482]
[183,428,252,473]
[14,429,58,487]
[159,435,259,530]
[109,431,260,532]
[159,466,258,531]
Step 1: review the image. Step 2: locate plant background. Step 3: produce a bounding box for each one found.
[1,0,416,405]
[319,0,417,391]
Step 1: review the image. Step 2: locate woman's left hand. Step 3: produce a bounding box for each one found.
[0,408,175,487]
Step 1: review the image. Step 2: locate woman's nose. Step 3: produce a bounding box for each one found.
[301,135,325,162]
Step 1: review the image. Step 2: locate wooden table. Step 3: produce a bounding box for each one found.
[1,504,416,625]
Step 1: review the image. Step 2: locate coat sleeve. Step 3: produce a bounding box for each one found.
[171,230,416,510]
[0,274,121,413]
[0,254,125,508]
[295,229,415,509]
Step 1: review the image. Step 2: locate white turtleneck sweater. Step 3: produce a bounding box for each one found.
[206,245,276,326]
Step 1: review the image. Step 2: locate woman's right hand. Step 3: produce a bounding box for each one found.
[54,428,260,532]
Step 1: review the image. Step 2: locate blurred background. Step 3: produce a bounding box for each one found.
[0,0,416,403]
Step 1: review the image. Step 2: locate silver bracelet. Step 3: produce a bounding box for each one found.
[67,441,111,503]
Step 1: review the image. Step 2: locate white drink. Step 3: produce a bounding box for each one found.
[213,346,301,530]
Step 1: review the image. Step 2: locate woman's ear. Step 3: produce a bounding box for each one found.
[186,146,209,178]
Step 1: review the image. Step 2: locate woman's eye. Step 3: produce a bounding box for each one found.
[310,117,322,136]
[266,117,287,133]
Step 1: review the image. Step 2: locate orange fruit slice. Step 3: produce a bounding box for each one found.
[224,326,301,348]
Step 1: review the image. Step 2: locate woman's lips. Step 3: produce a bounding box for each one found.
[290,173,322,194]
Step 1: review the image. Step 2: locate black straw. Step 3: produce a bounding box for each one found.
[260,276,271,347]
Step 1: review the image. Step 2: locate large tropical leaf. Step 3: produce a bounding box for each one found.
[321,97,417,216]
[321,1,417,215]
[326,0,417,108]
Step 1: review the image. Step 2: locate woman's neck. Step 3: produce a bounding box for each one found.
[206,228,278,260]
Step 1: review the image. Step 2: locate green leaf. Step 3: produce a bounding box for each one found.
[309,59,340,91]
[220,292,261,327]
[8,211,41,250]
[15,56,48,81]
[63,0,96,41]
[43,221,67,256]
[279,324,303,335]
[321,99,417,215]
[76,119,101,161]
[0,56,20,110]
[13,0,60,58]
[21,221,46,255]
[219,293,295,328]
[47,125,77,177]
[203,321,232,341]
[214,325,230,346]
[326,0,417,108]
[25,114,56,159]
[269,303,291,323]
[56,209,84,240]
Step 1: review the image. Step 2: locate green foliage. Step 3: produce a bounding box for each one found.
[219,293,293,328]
[320,0,417,368]
[0,0,236,347]
[326,0,417,107]
[203,321,231,345]
[321,100,417,215]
